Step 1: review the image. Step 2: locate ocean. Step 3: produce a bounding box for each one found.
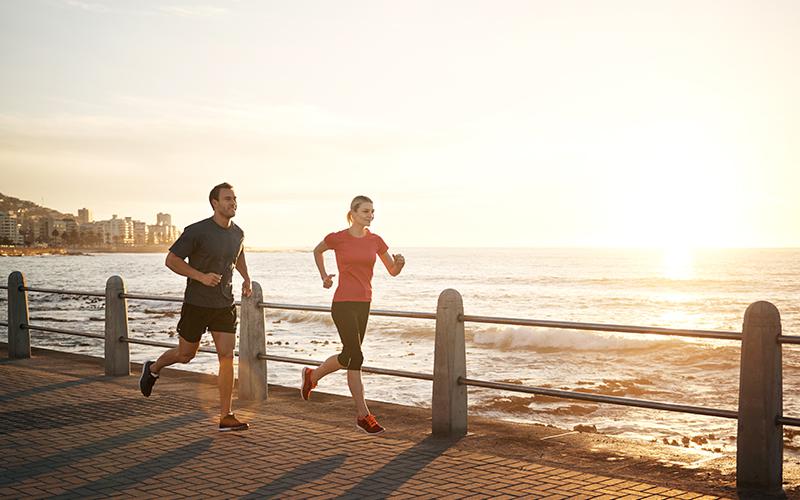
[2,248,799,456]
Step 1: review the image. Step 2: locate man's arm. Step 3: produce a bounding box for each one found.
[165,252,221,287]
[235,250,252,298]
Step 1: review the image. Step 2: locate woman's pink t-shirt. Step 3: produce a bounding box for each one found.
[324,229,389,302]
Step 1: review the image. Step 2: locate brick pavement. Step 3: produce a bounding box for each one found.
[0,350,732,499]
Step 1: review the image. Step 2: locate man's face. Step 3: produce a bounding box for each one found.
[213,188,237,218]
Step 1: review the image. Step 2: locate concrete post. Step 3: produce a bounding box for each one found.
[8,271,30,359]
[737,301,785,499]
[238,281,267,401]
[432,288,467,437]
[104,275,130,376]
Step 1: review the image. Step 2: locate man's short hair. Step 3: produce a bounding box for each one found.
[209,182,234,208]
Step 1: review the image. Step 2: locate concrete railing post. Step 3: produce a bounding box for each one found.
[737,301,785,499]
[238,281,267,401]
[8,271,31,359]
[104,275,130,376]
[432,288,467,437]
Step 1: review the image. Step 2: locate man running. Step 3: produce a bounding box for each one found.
[139,182,253,432]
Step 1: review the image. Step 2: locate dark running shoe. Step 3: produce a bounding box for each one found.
[356,414,385,435]
[219,413,249,432]
[300,367,316,401]
[139,360,158,397]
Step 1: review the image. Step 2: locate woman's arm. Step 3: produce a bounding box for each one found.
[313,240,336,288]
[379,252,405,277]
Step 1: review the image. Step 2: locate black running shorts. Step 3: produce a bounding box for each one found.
[177,303,237,343]
[331,301,370,370]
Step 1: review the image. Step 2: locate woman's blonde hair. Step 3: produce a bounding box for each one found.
[347,195,374,224]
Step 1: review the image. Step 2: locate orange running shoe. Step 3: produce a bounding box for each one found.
[300,367,317,400]
[356,414,385,435]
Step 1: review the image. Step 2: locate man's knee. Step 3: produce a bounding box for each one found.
[217,351,234,363]
[177,351,196,363]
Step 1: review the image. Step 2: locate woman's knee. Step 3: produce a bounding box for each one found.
[347,351,364,370]
[338,350,363,369]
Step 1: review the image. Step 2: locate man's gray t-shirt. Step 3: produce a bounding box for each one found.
[169,217,244,308]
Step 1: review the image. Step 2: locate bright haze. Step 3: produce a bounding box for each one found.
[1,1,798,249]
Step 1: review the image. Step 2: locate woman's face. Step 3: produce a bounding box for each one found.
[351,202,374,226]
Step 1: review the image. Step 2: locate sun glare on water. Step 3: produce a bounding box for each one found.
[662,246,694,281]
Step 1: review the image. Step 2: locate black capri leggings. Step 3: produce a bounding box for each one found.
[331,301,370,371]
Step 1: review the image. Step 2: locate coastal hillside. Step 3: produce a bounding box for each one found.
[0,192,72,219]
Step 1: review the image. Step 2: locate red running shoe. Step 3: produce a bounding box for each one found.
[300,367,317,400]
[356,414,385,435]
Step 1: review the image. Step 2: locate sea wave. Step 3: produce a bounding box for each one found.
[471,327,680,352]
[266,310,335,327]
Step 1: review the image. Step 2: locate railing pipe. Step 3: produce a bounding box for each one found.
[778,335,800,345]
[23,323,104,339]
[104,276,130,376]
[120,337,222,355]
[432,288,467,437]
[737,301,785,498]
[255,353,435,381]
[461,378,738,419]
[239,281,267,401]
[120,292,184,303]
[462,314,741,341]
[22,286,106,298]
[8,271,31,359]
[260,302,438,320]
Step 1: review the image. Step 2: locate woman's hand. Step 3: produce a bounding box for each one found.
[393,254,405,273]
[241,279,252,298]
[322,274,336,289]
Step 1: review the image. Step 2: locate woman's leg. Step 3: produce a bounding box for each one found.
[347,369,370,418]
[347,302,371,418]
[312,353,344,384]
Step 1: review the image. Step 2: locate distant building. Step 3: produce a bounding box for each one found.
[77,208,92,225]
[0,212,24,245]
[149,212,179,244]
[133,220,148,245]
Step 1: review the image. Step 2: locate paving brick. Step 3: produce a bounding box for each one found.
[0,355,729,500]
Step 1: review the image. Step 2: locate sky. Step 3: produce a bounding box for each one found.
[1,0,798,249]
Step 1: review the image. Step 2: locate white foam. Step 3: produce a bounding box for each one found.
[471,327,676,352]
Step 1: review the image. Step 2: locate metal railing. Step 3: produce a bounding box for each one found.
[1,272,793,497]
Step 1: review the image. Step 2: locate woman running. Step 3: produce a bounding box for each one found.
[301,195,405,434]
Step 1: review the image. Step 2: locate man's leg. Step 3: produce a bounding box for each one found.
[151,337,200,375]
[211,330,236,417]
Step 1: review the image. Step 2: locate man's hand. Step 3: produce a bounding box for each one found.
[322,274,336,289]
[197,272,222,287]
[242,280,253,298]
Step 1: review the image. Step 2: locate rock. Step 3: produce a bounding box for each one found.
[573,424,597,433]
